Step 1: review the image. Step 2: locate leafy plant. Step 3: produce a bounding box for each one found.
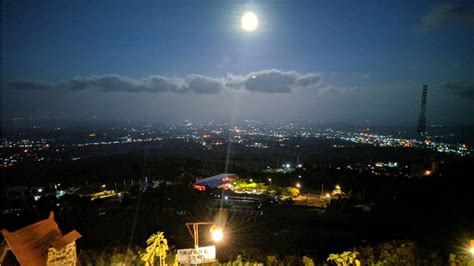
[302,256,315,266]
[449,253,474,266]
[140,231,169,266]
[327,241,443,265]
[327,250,361,266]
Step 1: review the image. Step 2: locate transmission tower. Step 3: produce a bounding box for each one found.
[417,85,428,138]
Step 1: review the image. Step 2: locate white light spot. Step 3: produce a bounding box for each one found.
[241,11,259,32]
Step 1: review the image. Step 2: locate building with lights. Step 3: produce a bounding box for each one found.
[193,173,238,191]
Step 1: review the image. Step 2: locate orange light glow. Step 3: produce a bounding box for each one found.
[470,239,474,255]
[193,184,206,191]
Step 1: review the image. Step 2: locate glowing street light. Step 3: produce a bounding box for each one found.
[295,183,301,189]
[186,222,225,249]
[210,225,224,242]
[335,185,341,190]
[326,193,331,204]
[268,178,272,182]
[470,239,474,256]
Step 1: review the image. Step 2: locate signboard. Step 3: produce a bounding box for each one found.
[177,246,216,264]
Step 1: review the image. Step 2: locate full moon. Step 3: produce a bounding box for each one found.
[241,11,259,32]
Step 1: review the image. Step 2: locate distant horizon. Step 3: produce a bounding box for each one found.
[3,113,474,129]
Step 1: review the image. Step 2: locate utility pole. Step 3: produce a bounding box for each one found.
[417,85,428,139]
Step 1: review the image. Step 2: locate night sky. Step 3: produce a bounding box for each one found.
[2,0,473,124]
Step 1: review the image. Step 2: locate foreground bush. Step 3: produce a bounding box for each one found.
[79,247,142,266]
[327,240,443,265]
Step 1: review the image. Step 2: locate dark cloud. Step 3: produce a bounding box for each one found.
[7,81,54,91]
[60,75,181,93]
[69,76,141,92]
[227,69,323,93]
[185,75,224,94]
[8,75,185,93]
[7,69,325,94]
[61,77,98,91]
[244,70,299,93]
[145,76,183,93]
[443,81,474,101]
[419,4,474,30]
[296,73,323,87]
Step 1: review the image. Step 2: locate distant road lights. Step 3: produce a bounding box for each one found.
[335,185,341,190]
[423,170,432,176]
[249,178,253,182]
[268,178,272,182]
[101,184,106,189]
[326,193,331,204]
[295,183,301,189]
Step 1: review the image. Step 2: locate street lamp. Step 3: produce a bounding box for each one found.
[326,193,331,204]
[335,185,341,190]
[186,222,224,249]
[210,225,224,242]
[295,183,301,189]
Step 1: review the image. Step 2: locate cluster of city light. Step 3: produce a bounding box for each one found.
[74,136,163,147]
[327,129,471,156]
[245,142,269,149]
[3,120,472,171]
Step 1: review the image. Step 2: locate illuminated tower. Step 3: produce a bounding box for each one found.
[417,85,428,138]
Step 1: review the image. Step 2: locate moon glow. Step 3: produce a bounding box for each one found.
[241,11,259,32]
